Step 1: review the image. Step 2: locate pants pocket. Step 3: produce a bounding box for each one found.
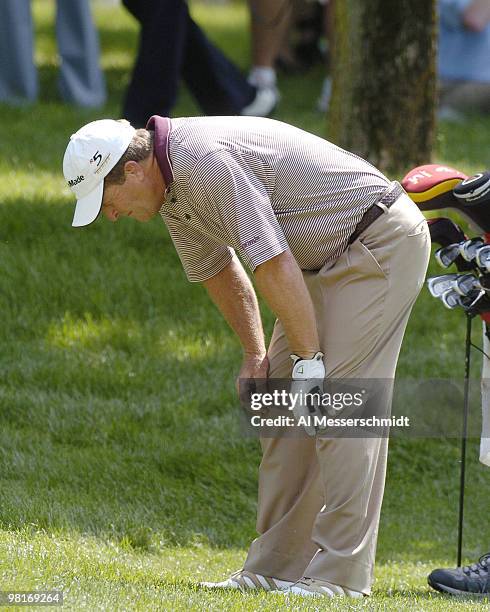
[407,218,429,237]
[357,239,390,280]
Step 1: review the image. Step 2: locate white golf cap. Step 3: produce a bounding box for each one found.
[63,119,136,227]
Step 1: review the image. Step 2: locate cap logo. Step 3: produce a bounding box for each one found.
[90,151,103,166]
[95,153,111,175]
[68,175,85,188]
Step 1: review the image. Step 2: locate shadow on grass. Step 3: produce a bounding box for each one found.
[388,587,490,602]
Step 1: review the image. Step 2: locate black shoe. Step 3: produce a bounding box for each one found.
[428,553,490,596]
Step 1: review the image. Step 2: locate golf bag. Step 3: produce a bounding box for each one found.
[402,164,490,466]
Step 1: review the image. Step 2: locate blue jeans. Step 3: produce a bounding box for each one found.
[0,0,106,107]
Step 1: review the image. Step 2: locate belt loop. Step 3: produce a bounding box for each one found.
[376,201,389,214]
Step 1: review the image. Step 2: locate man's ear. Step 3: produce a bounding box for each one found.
[124,160,144,181]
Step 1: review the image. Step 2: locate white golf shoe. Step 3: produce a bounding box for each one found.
[200,569,294,592]
[282,577,365,598]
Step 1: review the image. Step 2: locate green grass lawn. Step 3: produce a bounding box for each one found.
[2,1,490,609]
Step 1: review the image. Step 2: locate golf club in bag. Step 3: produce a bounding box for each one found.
[402,165,490,567]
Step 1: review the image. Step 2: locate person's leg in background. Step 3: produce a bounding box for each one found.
[317,0,334,112]
[122,0,187,126]
[181,14,258,115]
[246,0,292,101]
[56,0,106,108]
[123,0,269,124]
[0,0,37,104]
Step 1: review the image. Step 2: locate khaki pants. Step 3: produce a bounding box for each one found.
[243,194,430,595]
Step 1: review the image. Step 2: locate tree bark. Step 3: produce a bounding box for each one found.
[327,0,437,175]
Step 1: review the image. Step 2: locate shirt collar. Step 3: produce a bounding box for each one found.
[146,115,174,191]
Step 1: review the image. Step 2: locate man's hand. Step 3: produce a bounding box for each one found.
[236,353,270,396]
[290,352,326,436]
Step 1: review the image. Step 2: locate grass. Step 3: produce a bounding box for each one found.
[1,0,490,609]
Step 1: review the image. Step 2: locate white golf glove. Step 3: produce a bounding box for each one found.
[290,352,325,436]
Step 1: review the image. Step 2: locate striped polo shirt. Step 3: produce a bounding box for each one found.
[147,115,391,283]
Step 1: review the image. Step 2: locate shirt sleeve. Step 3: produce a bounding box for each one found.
[187,148,289,272]
[163,213,234,283]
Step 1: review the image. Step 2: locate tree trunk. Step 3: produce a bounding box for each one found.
[327,0,437,175]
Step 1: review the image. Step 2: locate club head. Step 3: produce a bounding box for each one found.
[454,172,490,203]
[441,289,464,309]
[459,237,485,262]
[434,243,463,268]
[427,274,460,298]
[452,171,490,233]
[440,288,482,310]
[475,244,490,272]
[453,273,482,296]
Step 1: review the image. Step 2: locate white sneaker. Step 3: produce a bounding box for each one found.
[247,66,277,90]
[200,569,293,592]
[240,87,279,117]
[282,577,365,598]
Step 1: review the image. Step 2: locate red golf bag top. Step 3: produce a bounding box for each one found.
[402,164,490,234]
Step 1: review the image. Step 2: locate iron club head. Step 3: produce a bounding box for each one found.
[453,273,482,296]
[475,245,490,272]
[434,244,463,268]
[459,237,485,262]
[427,274,460,298]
